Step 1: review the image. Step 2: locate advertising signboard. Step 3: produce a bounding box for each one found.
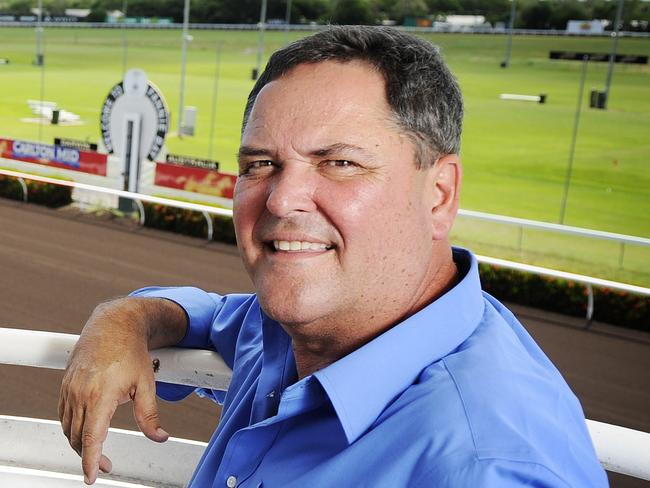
[0,138,107,176]
[154,162,236,199]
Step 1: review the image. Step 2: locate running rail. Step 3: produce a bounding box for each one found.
[0,327,648,481]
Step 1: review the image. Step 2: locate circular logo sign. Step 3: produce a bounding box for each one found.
[100,69,169,161]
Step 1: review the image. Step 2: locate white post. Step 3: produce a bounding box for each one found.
[254,0,268,80]
[177,0,191,138]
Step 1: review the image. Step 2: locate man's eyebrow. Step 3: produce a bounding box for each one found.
[237,146,274,161]
[310,143,374,160]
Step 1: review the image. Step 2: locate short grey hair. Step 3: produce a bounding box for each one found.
[242,25,464,168]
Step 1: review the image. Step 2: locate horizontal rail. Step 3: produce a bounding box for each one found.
[0,415,205,487]
[0,168,232,217]
[0,328,231,390]
[0,329,648,480]
[586,419,650,481]
[459,209,650,247]
[477,254,650,297]
[2,167,648,298]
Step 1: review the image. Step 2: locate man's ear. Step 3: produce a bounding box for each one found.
[426,154,462,241]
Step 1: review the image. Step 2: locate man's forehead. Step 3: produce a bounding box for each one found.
[243,61,396,141]
[253,60,388,112]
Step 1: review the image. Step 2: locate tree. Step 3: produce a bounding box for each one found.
[7,0,32,15]
[520,0,553,29]
[390,0,429,24]
[330,0,375,25]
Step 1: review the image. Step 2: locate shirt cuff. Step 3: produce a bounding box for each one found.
[130,286,222,349]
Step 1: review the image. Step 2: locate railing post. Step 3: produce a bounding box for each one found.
[133,199,146,226]
[618,242,625,269]
[202,211,213,241]
[17,178,28,203]
[585,283,594,328]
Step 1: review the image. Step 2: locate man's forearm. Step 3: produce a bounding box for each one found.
[90,296,188,350]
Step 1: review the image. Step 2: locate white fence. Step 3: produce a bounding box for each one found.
[0,327,648,482]
[457,208,650,270]
[1,22,649,38]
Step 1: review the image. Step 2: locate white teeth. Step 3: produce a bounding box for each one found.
[272,240,330,252]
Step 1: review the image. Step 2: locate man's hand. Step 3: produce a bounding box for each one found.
[58,297,187,484]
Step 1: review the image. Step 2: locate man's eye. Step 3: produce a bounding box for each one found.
[241,160,274,175]
[323,160,356,168]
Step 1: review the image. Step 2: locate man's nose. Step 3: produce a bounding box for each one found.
[265,163,317,217]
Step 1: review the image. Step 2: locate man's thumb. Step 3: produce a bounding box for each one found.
[133,379,169,442]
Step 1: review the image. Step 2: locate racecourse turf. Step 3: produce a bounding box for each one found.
[0,27,648,284]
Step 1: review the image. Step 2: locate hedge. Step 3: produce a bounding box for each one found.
[141,202,237,245]
[480,264,649,331]
[0,175,72,207]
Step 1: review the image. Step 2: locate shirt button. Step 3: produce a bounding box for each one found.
[226,475,237,487]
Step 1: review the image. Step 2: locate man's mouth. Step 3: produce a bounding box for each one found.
[270,240,334,252]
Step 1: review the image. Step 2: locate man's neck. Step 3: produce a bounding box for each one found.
[286,255,460,379]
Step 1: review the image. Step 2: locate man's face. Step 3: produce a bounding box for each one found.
[234,60,449,335]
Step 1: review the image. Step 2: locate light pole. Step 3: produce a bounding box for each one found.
[501,0,516,68]
[177,0,191,138]
[121,0,128,76]
[284,0,292,45]
[603,0,624,108]
[559,55,589,225]
[208,42,223,160]
[254,0,268,80]
[34,0,44,66]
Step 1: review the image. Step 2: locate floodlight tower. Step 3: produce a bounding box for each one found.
[500,0,516,68]
[121,0,128,75]
[603,0,624,109]
[284,0,292,45]
[177,0,191,138]
[253,0,268,80]
[34,0,44,66]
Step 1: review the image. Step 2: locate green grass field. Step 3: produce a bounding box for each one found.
[1,27,649,285]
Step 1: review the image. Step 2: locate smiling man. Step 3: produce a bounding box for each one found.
[60,26,607,487]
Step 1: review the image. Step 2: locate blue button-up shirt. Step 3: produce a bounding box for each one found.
[134,249,607,487]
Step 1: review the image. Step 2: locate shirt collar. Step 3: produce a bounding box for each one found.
[313,248,485,444]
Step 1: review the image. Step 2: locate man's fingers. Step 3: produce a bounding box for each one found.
[133,378,168,442]
[80,401,116,485]
[99,454,113,474]
[69,404,86,456]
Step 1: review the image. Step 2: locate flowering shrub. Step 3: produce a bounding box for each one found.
[479,264,649,331]
[0,175,72,207]
[142,202,236,244]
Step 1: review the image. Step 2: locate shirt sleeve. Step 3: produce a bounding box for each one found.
[413,458,575,488]
[129,286,242,403]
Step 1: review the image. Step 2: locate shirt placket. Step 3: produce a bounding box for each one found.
[214,315,298,488]
[215,378,325,488]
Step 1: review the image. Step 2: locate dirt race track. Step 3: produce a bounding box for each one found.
[1,200,648,487]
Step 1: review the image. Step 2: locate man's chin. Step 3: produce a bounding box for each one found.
[257,294,329,328]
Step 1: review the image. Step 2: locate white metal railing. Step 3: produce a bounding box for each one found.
[457,208,650,271]
[0,327,648,481]
[0,168,230,241]
[459,209,650,248]
[0,327,231,390]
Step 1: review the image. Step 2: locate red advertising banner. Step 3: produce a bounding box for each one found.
[154,162,236,199]
[0,138,107,176]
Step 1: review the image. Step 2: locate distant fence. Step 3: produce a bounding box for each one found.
[0,22,648,38]
[457,209,650,270]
